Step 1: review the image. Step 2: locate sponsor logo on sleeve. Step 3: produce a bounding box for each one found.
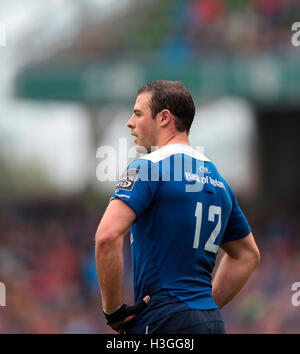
[116,169,140,191]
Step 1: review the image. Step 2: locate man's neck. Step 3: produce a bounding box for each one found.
[158,132,190,149]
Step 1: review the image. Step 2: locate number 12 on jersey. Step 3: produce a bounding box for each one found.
[193,202,221,253]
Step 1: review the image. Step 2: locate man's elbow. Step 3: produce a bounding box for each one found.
[95,229,115,250]
[95,227,125,251]
[248,246,260,269]
[254,247,260,266]
[241,233,260,268]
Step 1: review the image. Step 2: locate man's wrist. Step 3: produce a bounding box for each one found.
[103,299,148,325]
[103,304,123,315]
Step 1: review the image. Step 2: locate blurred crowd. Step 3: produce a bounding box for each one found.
[128,0,300,58]
[0,198,299,334]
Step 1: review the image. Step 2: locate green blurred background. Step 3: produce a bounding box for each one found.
[0,0,299,333]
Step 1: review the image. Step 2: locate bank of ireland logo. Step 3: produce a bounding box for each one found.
[199,165,210,174]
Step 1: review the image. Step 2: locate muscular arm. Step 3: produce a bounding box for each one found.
[95,199,136,312]
[212,232,260,309]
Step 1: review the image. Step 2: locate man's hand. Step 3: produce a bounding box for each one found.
[104,295,150,334]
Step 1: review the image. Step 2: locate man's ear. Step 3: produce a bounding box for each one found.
[159,109,172,127]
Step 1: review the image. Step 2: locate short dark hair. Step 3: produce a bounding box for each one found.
[137,80,195,134]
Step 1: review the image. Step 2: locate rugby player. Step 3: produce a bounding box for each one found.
[95,80,260,334]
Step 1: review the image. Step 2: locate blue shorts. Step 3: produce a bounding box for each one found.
[127,308,226,334]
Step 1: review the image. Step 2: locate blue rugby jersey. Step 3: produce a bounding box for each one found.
[110,144,251,333]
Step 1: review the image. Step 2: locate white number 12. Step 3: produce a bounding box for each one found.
[193,202,221,253]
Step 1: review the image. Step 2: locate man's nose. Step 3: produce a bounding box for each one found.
[127,115,134,128]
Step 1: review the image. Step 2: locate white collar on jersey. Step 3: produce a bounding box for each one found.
[141,144,210,163]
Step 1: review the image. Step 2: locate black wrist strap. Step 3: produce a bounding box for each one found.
[104,300,147,324]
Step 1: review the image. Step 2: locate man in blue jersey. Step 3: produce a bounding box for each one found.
[95,80,260,334]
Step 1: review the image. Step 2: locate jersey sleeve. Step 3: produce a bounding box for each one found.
[110,159,159,217]
[221,186,251,244]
